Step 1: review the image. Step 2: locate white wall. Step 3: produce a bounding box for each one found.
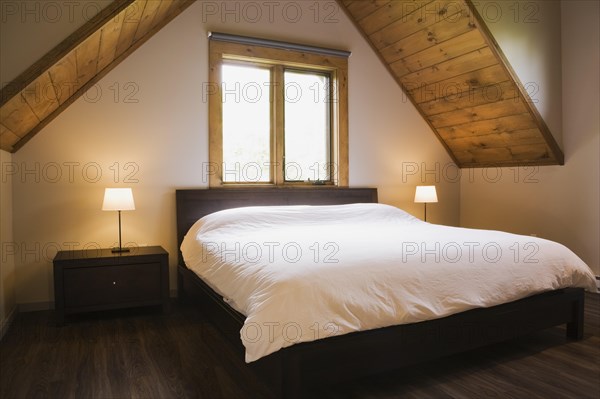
[473,0,563,145]
[3,1,459,307]
[0,149,16,334]
[0,0,110,87]
[461,0,600,274]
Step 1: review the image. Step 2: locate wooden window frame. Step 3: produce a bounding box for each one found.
[208,38,349,187]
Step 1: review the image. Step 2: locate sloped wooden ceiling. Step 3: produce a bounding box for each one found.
[0,0,193,153]
[339,0,564,167]
[1,0,564,168]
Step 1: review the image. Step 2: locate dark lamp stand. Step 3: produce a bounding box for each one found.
[112,210,130,253]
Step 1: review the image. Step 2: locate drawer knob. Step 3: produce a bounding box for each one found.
[112,281,117,285]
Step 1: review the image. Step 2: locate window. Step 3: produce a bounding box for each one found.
[208,33,350,186]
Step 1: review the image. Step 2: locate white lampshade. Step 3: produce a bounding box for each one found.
[102,188,136,211]
[414,185,438,203]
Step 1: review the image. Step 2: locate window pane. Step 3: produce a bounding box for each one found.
[222,64,271,182]
[284,71,331,182]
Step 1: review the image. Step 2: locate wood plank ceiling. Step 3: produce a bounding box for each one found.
[0,0,193,153]
[339,0,564,167]
[1,0,564,168]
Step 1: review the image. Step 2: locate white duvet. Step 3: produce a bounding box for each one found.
[181,203,596,363]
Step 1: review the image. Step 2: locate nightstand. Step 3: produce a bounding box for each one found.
[53,246,170,324]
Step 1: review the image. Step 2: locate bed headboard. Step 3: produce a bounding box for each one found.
[175,187,378,265]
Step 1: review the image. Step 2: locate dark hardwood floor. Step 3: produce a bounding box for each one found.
[1,293,598,399]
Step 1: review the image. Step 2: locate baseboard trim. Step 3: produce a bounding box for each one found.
[0,306,17,341]
[18,301,53,313]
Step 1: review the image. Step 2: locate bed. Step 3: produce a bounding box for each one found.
[176,187,593,398]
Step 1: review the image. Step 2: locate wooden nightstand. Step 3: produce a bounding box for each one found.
[53,246,170,324]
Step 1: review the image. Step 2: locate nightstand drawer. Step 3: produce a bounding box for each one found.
[63,263,161,308]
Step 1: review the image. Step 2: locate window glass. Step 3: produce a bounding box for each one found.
[221,64,271,183]
[284,70,331,182]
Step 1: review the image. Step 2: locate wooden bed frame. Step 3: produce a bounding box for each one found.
[176,187,585,398]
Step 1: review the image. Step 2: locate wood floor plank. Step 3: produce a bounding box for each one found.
[1,293,598,398]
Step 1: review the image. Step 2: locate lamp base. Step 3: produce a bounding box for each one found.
[111,247,130,253]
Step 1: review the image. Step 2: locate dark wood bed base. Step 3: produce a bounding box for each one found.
[176,188,585,398]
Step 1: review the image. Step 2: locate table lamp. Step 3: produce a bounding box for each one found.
[102,188,135,253]
[414,185,437,222]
